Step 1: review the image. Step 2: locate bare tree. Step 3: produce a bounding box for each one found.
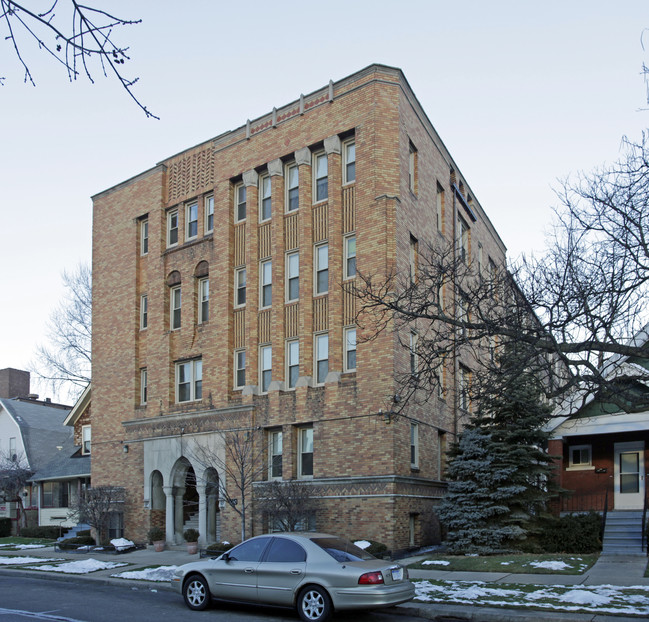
[0,451,33,533]
[255,479,320,532]
[68,485,124,545]
[30,262,91,402]
[1,1,157,118]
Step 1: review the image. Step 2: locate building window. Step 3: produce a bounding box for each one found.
[436,184,444,232]
[167,209,179,247]
[315,333,329,384]
[260,260,272,308]
[438,431,447,479]
[569,445,592,469]
[170,286,181,330]
[286,252,299,302]
[459,364,470,411]
[269,430,283,479]
[313,152,328,202]
[260,174,272,222]
[9,437,16,461]
[410,423,419,469]
[409,332,418,375]
[198,278,209,324]
[315,243,328,295]
[140,368,147,405]
[140,219,149,255]
[235,182,246,222]
[205,195,214,233]
[234,349,246,389]
[235,267,246,307]
[186,201,198,240]
[140,294,148,330]
[176,359,202,403]
[343,140,355,184]
[458,216,469,263]
[344,327,356,372]
[82,425,91,455]
[458,294,468,339]
[409,234,418,284]
[344,235,356,279]
[42,481,70,508]
[287,339,299,389]
[298,426,313,478]
[408,142,417,194]
[286,163,299,212]
[260,345,272,393]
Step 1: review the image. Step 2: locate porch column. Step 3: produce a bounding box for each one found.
[174,486,185,544]
[196,483,207,547]
[163,486,174,543]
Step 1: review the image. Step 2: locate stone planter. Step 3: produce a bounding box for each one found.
[186,542,198,555]
[153,540,165,552]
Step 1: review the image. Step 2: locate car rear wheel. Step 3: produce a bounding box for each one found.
[183,574,210,611]
[297,585,332,622]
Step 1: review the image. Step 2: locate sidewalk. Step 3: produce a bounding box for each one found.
[0,545,647,621]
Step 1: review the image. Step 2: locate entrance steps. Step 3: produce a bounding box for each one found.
[602,510,645,555]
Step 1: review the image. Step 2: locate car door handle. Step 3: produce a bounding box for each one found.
[244,568,255,574]
[290,569,302,575]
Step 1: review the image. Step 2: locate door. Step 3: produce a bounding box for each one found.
[614,441,645,509]
[256,537,307,606]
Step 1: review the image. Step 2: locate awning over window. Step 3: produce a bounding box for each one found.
[551,411,649,439]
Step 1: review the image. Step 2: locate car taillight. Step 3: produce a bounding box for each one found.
[358,571,384,585]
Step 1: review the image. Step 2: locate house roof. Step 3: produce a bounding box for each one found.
[551,411,649,440]
[30,435,91,482]
[64,383,90,427]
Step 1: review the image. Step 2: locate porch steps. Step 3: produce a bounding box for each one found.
[183,513,199,535]
[602,511,645,555]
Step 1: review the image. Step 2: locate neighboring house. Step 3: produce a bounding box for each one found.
[91,64,509,552]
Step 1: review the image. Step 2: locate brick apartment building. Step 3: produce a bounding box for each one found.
[91,64,507,552]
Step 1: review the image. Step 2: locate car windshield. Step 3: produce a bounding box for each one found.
[310,536,376,562]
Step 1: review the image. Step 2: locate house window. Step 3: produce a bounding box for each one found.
[260,174,272,222]
[140,294,148,330]
[410,332,418,376]
[344,327,356,372]
[313,152,328,202]
[286,163,299,212]
[286,252,299,302]
[408,142,417,194]
[235,182,246,222]
[167,209,179,247]
[186,201,198,240]
[436,184,444,232]
[234,349,246,389]
[298,426,313,478]
[287,339,299,389]
[458,294,468,339]
[198,278,209,324]
[438,431,447,479]
[269,430,283,479]
[176,359,202,403]
[205,195,214,233]
[170,286,181,330]
[343,140,356,184]
[315,243,328,295]
[260,345,272,393]
[140,368,147,405]
[458,216,469,263]
[409,235,418,284]
[235,267,246,307]
[260,260,272,308]
[140,219,149,255]
[108,512,124,540]
[315,333,329,385]
[9,437,16,461]
[569,445,592,469]
[459,364,470,411]
[344,235,356,279]
[410,423,419,469]
[42,481,69,508]
[82,425,91,455]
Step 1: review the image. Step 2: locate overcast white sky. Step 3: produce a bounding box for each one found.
[1,0,647,398]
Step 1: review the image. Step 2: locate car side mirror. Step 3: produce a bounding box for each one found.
[220,552,231,562]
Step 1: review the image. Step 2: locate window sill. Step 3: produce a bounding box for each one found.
[566,465,595,471]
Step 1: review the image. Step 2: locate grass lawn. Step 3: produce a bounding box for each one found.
[0,536,55,549]
[409,552,599,574]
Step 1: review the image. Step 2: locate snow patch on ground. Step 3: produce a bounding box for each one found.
[24,559,129,573]
[112,565,178,581]
[0,544,48,549]
[0,556,61,565]
[422,560,450,566]
[528,561,571,570]
[354,540,371,549]
[110,538,134,551]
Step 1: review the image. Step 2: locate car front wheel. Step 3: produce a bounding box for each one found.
[297,585,332,622]
[183,574,210,611]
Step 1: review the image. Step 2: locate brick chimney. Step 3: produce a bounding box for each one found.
[0,368,31,399]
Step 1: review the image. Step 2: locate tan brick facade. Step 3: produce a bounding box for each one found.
[91,65,506,553]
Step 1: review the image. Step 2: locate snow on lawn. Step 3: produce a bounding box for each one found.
[414,579,649,616]
[110,538,134,551]
[422,560,450,566]
[0,556,62,565]
[528,561,571,571]
[0,544,48,549]
[112,565,178,582]
[23,559,129,574]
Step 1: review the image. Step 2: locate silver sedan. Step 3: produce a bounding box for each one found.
[171,532,415,622]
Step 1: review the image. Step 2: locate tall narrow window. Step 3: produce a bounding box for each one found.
[286,252,299,302]
[343,140,356,184]
[436,184,444,232]
[410,332,418,375]
[438,431,447,479]
[408,142,417,193]
[82,425,92,455]
[141,219,149,255]
[344,327,356,372]
[176,359,202,403]
[344,235,356,279]
[315,333,329,384]
[167,209,179,247]
[409,235,418,284]
[315,244,328,295]
[140,368,147,405]
[458,294,468,339]
[287,339,299,389]
[298,427,313,478]
[234,349,246,389]
[186,201,198,240]
[198,278,209,324]
[260,345,272,393]
[205,195,214,233]
[140,294,148,330]
[458,216,469,263]
[260,260,272,308]
[235,182,246,222]
[410,423,419,469]
[260,175,272,221]
[269,430,283,479]
[459,365,470,411]
[314,152,328,202]
[286,163,299,212]
[170,286,181,330]
[235,268,246,307]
